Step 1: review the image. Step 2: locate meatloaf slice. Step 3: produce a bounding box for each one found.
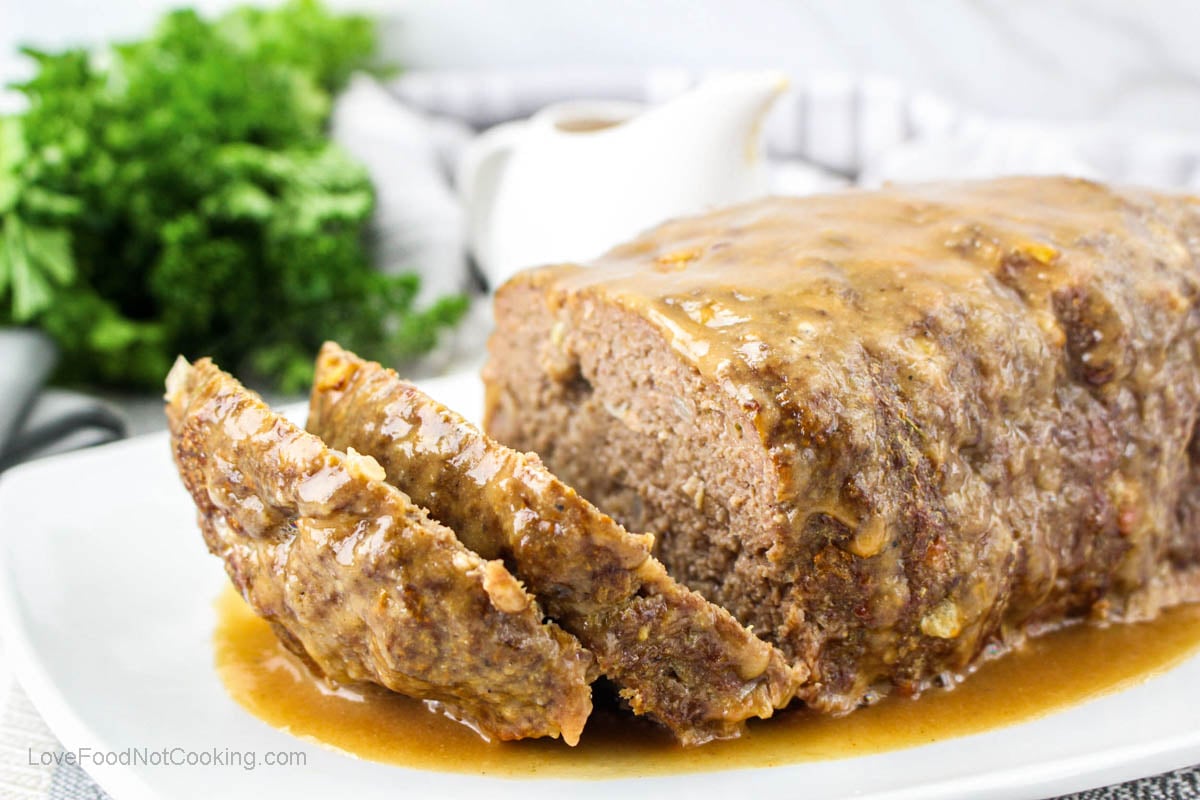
[166,357,595,744]
[308,343,804,746]
[483,176,1200,714]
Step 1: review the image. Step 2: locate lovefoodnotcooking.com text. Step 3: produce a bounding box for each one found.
[28,746,307,771]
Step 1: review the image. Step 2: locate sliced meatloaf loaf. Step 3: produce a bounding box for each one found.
[482,176,1200,712]
[167,357,595,744]
[308,343,804,745]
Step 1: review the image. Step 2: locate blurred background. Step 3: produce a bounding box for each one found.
[6,0,1200,129]
[2,0,1200,458]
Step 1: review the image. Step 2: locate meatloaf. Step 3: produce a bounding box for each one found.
[167,357,595,743]
[483,176,1200,712]
[308,342,804,745]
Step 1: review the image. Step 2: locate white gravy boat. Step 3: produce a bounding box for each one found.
[457,71,787,286]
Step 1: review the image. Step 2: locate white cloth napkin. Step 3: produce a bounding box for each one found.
[5,68,1200,800]
[331,74,474,305]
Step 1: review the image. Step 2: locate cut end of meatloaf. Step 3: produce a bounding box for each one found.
[483,176,1200,713]
[484,271,808,695]
[309,342,805,746]
[166,357,595,745]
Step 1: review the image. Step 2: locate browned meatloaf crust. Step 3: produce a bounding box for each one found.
[483,176,1200,713]
[308,342,804,745]
[166,357,595,744]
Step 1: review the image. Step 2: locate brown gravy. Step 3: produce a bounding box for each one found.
[555,117,622,133]
[214,586,1200,778]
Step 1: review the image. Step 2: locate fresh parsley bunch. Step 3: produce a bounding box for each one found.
[0,0,467,392]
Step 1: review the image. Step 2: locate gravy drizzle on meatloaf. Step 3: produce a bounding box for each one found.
[166,358,595,744]
[483,176,1200,713]
[308,343,804,745]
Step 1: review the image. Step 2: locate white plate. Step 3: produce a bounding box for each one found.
[1,371,1199,800]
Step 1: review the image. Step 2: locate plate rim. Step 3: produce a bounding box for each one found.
[0,439,162,800]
